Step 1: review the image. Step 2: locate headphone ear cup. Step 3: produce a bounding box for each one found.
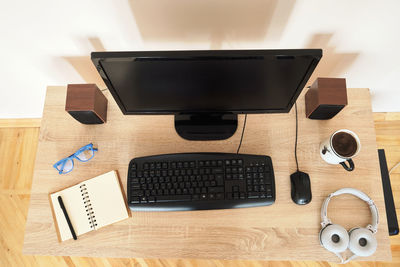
[320,224,349,253]
[348,228,377,257]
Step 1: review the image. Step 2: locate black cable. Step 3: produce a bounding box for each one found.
[294,102,299,171]
[236,114,248,154]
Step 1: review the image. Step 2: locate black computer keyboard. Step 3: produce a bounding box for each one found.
[127,153,275,211]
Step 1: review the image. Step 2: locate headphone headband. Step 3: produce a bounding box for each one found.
[321,188,379,233]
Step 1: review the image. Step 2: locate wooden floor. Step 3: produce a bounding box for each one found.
[0,114,399,267]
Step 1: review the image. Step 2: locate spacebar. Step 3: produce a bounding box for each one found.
[155,195,191,202]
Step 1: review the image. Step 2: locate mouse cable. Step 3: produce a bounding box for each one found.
[236,114,248,154]
[294,102,299,172]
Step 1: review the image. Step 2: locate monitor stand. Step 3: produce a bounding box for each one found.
[174,113,238,141]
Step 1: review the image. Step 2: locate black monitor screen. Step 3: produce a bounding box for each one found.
[92,50,321,114]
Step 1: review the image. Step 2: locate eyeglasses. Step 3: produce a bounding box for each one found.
[53,143,98,174]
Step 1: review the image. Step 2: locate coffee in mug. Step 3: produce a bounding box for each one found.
[320,129,361,171]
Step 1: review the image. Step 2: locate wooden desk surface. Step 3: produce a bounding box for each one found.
[23,87,391,261]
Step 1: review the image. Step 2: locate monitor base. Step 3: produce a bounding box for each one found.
[175,113,238,141]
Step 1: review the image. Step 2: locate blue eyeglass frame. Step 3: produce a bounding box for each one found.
[53,143,98,174]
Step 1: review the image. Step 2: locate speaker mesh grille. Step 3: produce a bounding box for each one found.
[309,105,345,119]
[68,111,103,124]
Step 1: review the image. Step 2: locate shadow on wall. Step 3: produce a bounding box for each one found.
[306,33,359,85]
[128,0,296,48]
[63,37,106,88]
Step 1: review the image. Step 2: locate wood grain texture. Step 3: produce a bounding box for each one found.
[0,118,41,128]
[20,86,391,262]
[0,112,399,266]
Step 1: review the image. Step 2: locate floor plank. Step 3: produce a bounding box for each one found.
[0,114,399,266]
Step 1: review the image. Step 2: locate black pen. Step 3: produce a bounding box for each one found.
[58,196,77,240]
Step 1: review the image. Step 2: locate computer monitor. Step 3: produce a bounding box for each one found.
[91,49,322,140]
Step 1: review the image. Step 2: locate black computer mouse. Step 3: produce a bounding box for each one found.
[290,171,312,205]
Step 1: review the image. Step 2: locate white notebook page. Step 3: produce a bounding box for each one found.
[50,184,92,241]
[84,171,128,229]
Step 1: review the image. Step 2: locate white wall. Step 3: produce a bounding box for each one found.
[1,0,399,118]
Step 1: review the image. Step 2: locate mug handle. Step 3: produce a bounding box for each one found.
[340,159,355,171]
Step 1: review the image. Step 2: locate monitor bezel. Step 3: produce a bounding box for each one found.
[91,49,322,115]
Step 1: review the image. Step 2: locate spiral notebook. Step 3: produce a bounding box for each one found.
[49,170,129,242]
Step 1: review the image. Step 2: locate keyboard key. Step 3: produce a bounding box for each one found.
[130,197,140,204]
[156,195,191,202]
[131,184,140,190]
[208,187,224,193]
[248,192,260,199]
[132,190,144,196]
[201,194,207,200]
[212,168,223,174]
[216,175,224,186]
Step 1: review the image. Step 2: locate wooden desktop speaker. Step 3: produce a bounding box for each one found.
[305,78,348,120]
[65,84,108,124]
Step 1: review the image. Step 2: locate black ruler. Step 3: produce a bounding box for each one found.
[378,149,399,235]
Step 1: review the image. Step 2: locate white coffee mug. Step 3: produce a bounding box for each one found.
[320,129,361,171]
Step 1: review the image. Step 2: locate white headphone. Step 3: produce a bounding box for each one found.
[320,188,379,264]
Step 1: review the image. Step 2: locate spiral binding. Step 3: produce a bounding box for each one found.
[80,184,97,229]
